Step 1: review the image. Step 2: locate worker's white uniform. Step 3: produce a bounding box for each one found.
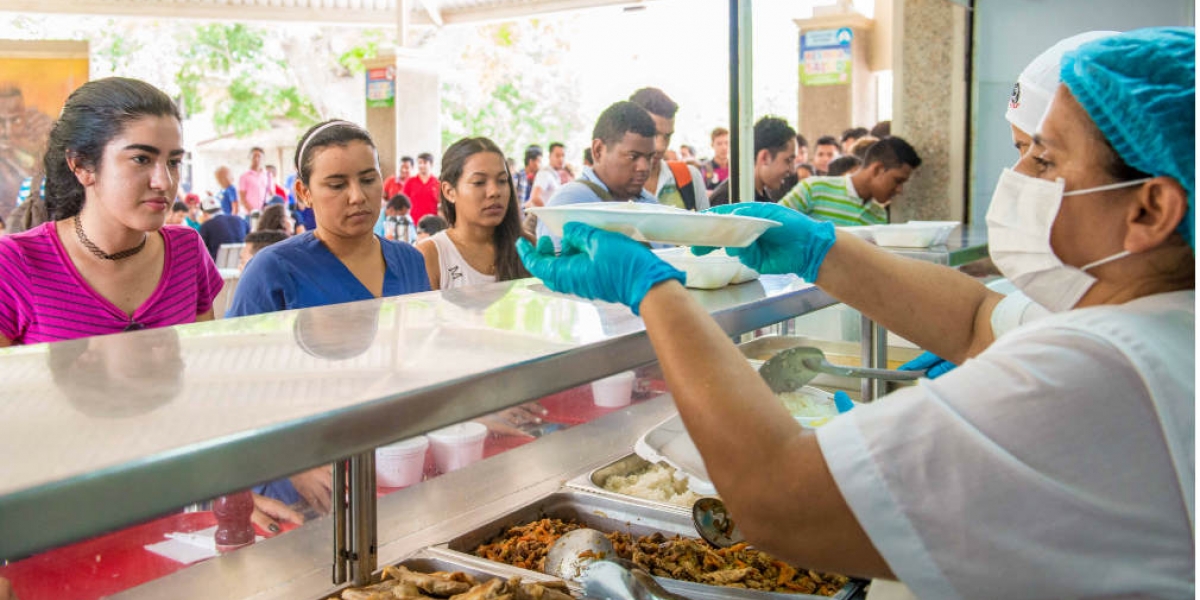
[820,290,1194,600]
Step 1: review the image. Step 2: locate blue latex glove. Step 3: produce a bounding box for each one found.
[518,222,686,315]
[833,390,854,414]
[692,202,836,283]
[899,351,958,379]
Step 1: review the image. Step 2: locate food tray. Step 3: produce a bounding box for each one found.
[564,454,700,513]
[324,550,573,600]
[435,491,862,600]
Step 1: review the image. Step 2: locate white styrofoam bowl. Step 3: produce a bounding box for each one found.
[870,223,954,248]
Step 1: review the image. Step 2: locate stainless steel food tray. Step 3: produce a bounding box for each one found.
[324,550,576,599]
[434,490,862,600]
[564,454,699,513]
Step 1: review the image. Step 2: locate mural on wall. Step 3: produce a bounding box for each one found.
[0,40,89,218]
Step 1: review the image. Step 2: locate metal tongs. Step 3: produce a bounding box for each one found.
[545,529,691,600]
[758,346,922,393]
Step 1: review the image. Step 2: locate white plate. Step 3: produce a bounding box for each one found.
[529,201,780,248]
[870,222,958,248]
[652,248,743,289]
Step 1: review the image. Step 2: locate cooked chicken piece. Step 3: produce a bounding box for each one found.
[513,581,573,600]
[700,567,753,585]
[342,579,400,600]
[448,577,511,600]
[390,565,473,596]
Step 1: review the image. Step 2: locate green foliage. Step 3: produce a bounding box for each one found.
[338,29,386,75]
[176,23,319,137]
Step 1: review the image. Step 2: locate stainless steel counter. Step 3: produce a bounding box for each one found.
[0,275,836,560]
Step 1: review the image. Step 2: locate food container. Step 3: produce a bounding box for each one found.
[869,222,959,248]
[438,491,862,600]
[591,371,636,407]
[653,247,741,289]
[330,551,570,600]
[907,220,961,245]
[566,454,705,510]
[375,436,429,488]
[712,248,761,284]
[427,423,487,473]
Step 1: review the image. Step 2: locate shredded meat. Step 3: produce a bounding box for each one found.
[473,518,851,596]
[334,566,569,600]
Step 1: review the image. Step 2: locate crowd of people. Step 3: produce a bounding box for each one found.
[0,24,1193,600]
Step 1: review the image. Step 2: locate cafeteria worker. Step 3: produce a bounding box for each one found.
[519,28,1194,599]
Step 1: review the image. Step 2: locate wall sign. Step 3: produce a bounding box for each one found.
[366,65,395,108]
[800,27,853,87]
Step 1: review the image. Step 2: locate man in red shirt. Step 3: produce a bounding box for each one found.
[402,152,439,223]
[383,155,413,199]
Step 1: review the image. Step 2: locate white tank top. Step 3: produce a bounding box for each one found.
[430,230,497,289]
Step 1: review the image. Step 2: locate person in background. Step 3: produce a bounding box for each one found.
[629,87,708,211]
[238,146,272,216]
[165,201,191,227]
[265,165,289,201]
[663,149,678,161]
[772,133,813,200]
[796,163,815,181]
[709,116,797,205]
[780,136,921,226]
[811,135,841,175]
[869,119,891,138]
[515,144,541,207]
[199,195,250,259]
[826,155,863,177]
[581,148,593,168]
[703,127,730,190]
[383,155,413,199]
[848,136,879,160]
[384,193,417,244]
[0,215,6,236]
[237,229,288,271]
[402,151,439,224]
[255,203,293,236]
[535,101,659,244]
[795,134,810,166]
[416,214,448,241]
[529,142,567,208]
[228,119,430,515]
[418,136,530,290]
[840,127,870,152]
[679,144,700,166]
[214,165,238,215]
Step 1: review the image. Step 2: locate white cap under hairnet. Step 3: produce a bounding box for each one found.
[1005,31,1117,135]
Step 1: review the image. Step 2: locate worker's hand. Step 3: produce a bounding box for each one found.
[899,351,958,379]
[692,202,836,283]
[518,223,685,315]
[250,493,305,536]
[289,466,333,516]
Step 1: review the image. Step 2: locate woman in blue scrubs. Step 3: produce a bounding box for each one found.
[228,120,429,316]
[227,120,430,514]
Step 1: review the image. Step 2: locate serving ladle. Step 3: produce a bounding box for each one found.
[544,529,691,600]
[758,346,922,394]
[690,497,745,549]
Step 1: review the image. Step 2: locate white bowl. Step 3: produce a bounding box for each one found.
[870,223,948,248]
[427,423,487,473]
[907,221,961,245]
[375,436,429,488]
[653,247,742,289]
[591,371,636,407]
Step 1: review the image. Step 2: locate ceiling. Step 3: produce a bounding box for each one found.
[1,0,656,27]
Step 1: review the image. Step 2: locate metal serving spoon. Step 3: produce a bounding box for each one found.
[544,529,690,600]
[758,346,922,394]
[691,497,745,549]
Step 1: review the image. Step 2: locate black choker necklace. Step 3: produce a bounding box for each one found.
[73,216,147,261]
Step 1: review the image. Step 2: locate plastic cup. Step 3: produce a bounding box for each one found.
[591,371,636,407]
[374,436,429,488]
[427,422,488,473]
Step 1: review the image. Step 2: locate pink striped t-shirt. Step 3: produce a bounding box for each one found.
[0,223,224,345]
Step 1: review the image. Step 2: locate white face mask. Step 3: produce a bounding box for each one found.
[986,168,1149,312]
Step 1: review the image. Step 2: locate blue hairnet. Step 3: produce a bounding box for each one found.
[1061,27,1196,249]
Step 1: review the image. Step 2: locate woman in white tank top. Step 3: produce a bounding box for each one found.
[417,137,531,290]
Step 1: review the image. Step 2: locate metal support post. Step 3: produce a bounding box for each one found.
[349,451,377,586]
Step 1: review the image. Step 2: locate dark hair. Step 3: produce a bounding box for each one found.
[711,127,729,141]
[815,135,841,150]
[548,142,564,153]
[863,136,922,170]
[256,203,290,233]
[43,77,182,220]
[841,127,869,143]
[796,134,809,149]
[293,120,375,187]
[827,155,863,177]
[387,193,411,212]
[439,137,531,282]
[417,152,434,163]
[582,148,593,166]
[171,201,188,213]
[796,163,816,175]
[524,145,543,166]
[418,214,448,235]
[250,146,265,155]
[593,101,657,147]
[245,229,288,253]
[400,155,414,165]
[753,116,797,158]
[870,120,891,138]
[629,87,679,119]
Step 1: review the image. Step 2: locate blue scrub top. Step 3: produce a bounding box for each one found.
[227,231,430,318]
[227,231,430,504]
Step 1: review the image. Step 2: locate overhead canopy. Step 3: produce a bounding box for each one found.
[2,0,655,27]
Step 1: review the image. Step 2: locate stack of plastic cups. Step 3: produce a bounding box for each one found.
[375,436,430,488]
[591,371,636,407]
[427,422,488,473]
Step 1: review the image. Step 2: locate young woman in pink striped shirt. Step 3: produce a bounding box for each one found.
[0,78,224,346]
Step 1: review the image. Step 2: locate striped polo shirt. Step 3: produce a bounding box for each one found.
[0,222,224,345]
[779,175,888,226]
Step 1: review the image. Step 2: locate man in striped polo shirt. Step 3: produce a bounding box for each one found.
[779,136,921,226]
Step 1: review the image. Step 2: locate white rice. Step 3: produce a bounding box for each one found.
[602,462,701,507]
